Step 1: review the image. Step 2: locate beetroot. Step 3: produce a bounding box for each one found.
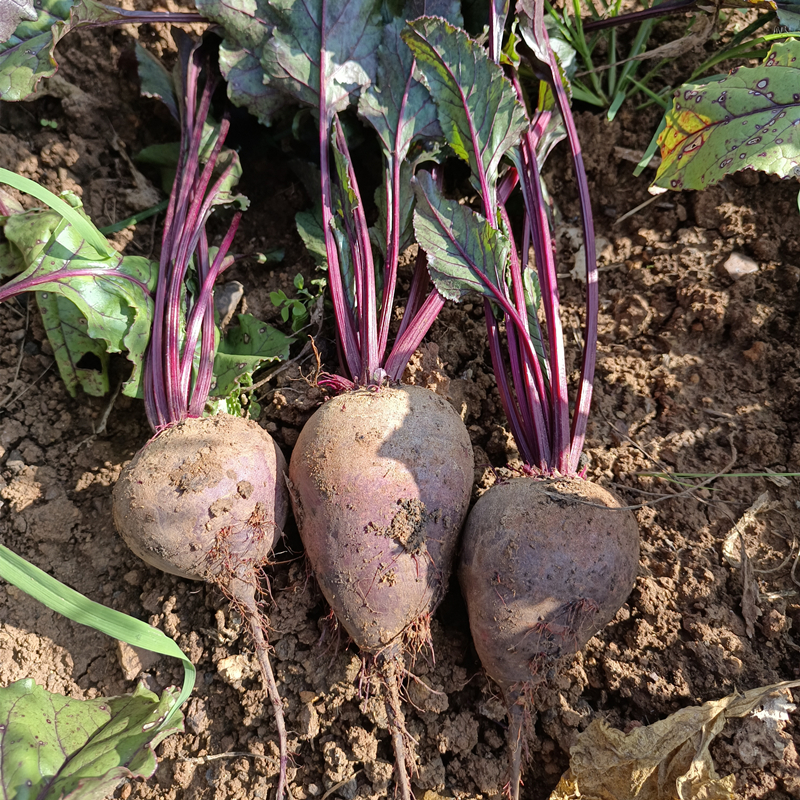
[459,478,639,792]
[461,478,639,688]
[113,414,288,583]
[110,38,292,799]
[289,383,474,797]
[404,14,642,798]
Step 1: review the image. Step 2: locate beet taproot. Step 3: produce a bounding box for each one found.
[459,476,640,796]
[288,383,474,797]
[113,413,292,796]
[113,414,288,582]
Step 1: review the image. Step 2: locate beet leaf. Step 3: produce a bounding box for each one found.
[410,4,598,475]
[0,183,157,397]
[653,38,800,192]
[403,17,528,222]
[0,0,202,101]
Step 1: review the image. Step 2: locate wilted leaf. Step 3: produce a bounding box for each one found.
[37,292,110,397]
[549,679,800,800]
[0,679,183,800]
[653,39,800,192]
[211,313,295,397]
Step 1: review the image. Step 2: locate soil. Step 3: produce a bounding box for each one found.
[2,8,800,800]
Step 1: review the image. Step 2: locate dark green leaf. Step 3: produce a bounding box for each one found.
[296,207,329,269]
[358,16,442,162]
[37,292,110,397]
[262,0,382,121]
[413,170,509,301]
[654,39,800,192]
[211,313,295,398]
[194,0,288,126]
[404,0,463,22]
[135,41,178,121]
[403,17,528,199]
[0,680,182,800]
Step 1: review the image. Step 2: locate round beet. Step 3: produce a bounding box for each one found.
[113,414,288,581]
[460,477,639,689]
[288,383,474,796]
[113,413,292,798]
[459,476,640,797]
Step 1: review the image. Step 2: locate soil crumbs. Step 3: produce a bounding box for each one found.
[2,13,800,800]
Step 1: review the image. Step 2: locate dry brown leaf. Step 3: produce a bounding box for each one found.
[548,680,800,800]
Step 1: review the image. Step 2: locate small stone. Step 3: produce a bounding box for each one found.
[216,654,251,684]
[306,784,320,797]
[335,777,358,800]
[723,252,759,280]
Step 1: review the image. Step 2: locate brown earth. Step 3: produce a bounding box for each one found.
[1,8,800,800]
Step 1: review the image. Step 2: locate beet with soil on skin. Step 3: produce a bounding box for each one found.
[459,477,640,691]
[458,477,640,796]
[288,383,474,795]
[113,414,288,582]
[289,385,474,650]
[109,36,295,800]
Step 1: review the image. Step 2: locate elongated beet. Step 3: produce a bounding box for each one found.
[459,478,639,796]
[289,383,474,797]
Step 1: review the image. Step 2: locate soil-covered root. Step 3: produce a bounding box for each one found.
[113,414,288,581]
[112,413,292,798]
[288,383,475,797]
[458,477,640,799]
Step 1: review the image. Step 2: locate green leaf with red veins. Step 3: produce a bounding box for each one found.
[402,17,528,214]
[0,201,156,398]
[194,0,288,127]
[413,170,510,301]
[653,39,800,192]
[261,0,382,122]
[358,16,443,163]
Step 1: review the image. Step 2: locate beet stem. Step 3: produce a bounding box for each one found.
[229,576,289,800]
[379,652,413,800]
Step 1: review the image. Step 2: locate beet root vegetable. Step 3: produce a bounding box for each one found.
[407,12,644,797]
[111,38,293,799]
[288,383,474,798]
[113,414,288,583]
[460,479,639,793]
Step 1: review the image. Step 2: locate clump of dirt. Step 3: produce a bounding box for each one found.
[1,11,800,800]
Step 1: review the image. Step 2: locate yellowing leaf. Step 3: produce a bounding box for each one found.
[549,679,800,800]
[652,39,800,192]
